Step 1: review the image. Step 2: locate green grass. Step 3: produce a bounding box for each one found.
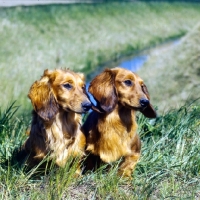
[1,2,200,111]
[138,22,200,114]
[1,2,200,199]
[0,101,199,199]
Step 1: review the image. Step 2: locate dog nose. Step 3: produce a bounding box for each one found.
[82,101,92,112]
[140,98,150,108]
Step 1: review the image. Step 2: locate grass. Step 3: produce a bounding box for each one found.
[0,101,199,199]
[138,22,200,114]
[1,2,200,111]
[1,1,200,199]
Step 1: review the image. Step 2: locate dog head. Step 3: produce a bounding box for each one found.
[28,69,91,121]
[89,67,156,118]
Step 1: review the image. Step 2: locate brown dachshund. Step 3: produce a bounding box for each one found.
[82,67,156,178]
[19,69,91,175]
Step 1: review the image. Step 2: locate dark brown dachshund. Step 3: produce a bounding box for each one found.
[82,67,156,178]
[19,69,91,175]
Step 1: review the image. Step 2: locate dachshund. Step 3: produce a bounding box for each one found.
[82,67,156,178]
[18,69,91,175]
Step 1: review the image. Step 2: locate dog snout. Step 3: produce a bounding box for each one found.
[82,101,92,112]
[140,98,149,108]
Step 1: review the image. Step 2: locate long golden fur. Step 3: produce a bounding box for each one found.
[19,69,91,175]
[82,67,156,178]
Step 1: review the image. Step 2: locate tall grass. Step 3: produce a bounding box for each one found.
[135,102,200,199]
[0,102,199,199]
[1,2,200,110]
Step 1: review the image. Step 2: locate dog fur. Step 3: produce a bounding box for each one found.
[82,67,156,178]
[19,69,91,175]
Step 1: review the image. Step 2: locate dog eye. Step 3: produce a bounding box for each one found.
[63,83,73,90]
[124,80,133,86]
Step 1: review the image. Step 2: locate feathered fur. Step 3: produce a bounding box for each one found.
[82,67,156,178]
[19,69,91,175]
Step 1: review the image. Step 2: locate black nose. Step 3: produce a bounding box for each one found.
[140,98,150,108]
[82,102,92,112]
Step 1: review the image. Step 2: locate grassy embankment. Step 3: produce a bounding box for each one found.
[1,2,200,111]
[138,22,200,113]
[0,2,200,199]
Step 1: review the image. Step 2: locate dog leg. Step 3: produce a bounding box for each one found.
[118,134,141,178]
[118,152,140,178]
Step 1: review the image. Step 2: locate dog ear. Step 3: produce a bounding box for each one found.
[140,84,157,118]
[140,104,157,119]
[28,74,59,121]
[77,72,85,81]
[89,69,117,113]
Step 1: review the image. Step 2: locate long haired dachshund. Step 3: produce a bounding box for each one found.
[82,67,156,178]
[19,69,91,175]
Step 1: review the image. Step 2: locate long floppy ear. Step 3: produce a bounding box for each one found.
[89,69,117,113]
[140,84,157,118]
[28,75,59,121]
